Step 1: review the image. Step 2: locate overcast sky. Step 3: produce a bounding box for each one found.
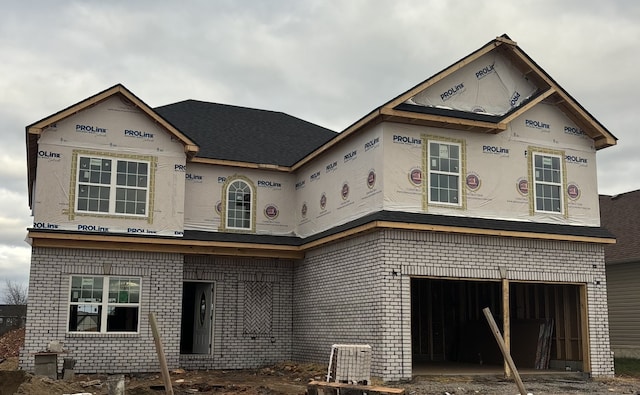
[1,0,638,297]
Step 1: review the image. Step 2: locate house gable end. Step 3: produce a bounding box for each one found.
[382,35,617,149]
[26,84,199,207]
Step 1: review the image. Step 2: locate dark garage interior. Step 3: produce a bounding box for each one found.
[411,278,585,373]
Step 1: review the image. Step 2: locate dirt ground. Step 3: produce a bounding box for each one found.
[1,327,640,394]
[2,357,640,395]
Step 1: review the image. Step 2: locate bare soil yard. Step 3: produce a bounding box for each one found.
[1,328,639,394]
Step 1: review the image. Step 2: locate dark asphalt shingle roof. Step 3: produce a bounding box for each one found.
[600,192,640,263]
[184,210,614,246]
[30,211,613,249]
[155,100,337,166]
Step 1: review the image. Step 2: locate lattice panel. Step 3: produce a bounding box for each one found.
[243,281,273,336]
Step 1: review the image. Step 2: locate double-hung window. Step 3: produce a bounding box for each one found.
[68,276,141,333]
[428,141,461,205]
[226,179,252,230]
[76,155,149,216]
[533,153,563,213]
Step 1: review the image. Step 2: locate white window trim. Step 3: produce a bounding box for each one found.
[75,155,150,217]
[428,140,462,207]
[532,152,564,214]
[225,179,254,231]
[67,275,142,334]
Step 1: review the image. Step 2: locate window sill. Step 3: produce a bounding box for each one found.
[66,332,140,338]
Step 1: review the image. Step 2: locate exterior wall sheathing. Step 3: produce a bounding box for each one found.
[180,256,294,370]
[20,247,184,374]
[293,229,614,381]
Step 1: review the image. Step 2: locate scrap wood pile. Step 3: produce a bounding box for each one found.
[0,327,25,360]
[535,319,554,369]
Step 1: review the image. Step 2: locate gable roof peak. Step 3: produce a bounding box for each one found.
[339,34,617,150]
[25,83,199,208]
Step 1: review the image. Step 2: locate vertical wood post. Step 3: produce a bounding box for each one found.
[483,307,527,395]
[579,284,591,373]
[502,278,511,378]
[149,312,174,395]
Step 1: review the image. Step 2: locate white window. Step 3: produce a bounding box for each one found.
[533,153,563,213]
[226,180,252,230]
[428,141,461,205]
[76,156,149,216]
[68,276,141,333]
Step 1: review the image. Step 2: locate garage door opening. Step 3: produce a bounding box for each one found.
[411,279,503,367]
[411,278,587,374]
[509,282,586,372]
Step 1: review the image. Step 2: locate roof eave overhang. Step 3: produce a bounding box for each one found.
[27,221,614,260]
[380,107,507,134]
[28,231,305,260]
[499,42,617,150]
[26,84,199,155]
[190,157,293,173]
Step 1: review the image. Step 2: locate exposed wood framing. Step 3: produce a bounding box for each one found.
[29,232,304,260]
[190,157,292,173]
[27,85,198,156]
[499,88,556,125]
[379,108,507,134]
[502,278,511,378]
[503,48,616,149]
[371,221,615,244]
[580,285,591,373]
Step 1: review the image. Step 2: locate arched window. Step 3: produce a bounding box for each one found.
[226,179,252,230]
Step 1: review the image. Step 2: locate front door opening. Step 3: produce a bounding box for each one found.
[180,282,214,354]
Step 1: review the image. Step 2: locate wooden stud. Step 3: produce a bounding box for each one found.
[580,284,591,373]
[502,278,511,378]
[499,88,556,125]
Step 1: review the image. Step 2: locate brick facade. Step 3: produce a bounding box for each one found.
[293,229,614,381]
[20,248,294,375]
[22,230,614,380]
[20,247,183,374]
[180,256,293,370]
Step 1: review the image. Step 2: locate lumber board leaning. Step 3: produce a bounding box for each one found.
[482,307,527,395]
[149,312,174,395]
[307,380,404,394]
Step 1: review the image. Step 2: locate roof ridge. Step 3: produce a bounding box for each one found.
[156,98,290,116]
[610,189,640,200]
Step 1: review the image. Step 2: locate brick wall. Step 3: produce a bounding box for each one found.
[293,232,387,376]
[180,255,293,370]
[21,248,294,374]
[22,229,613,380]
[293,229,614,381]
[20,247,183,374]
